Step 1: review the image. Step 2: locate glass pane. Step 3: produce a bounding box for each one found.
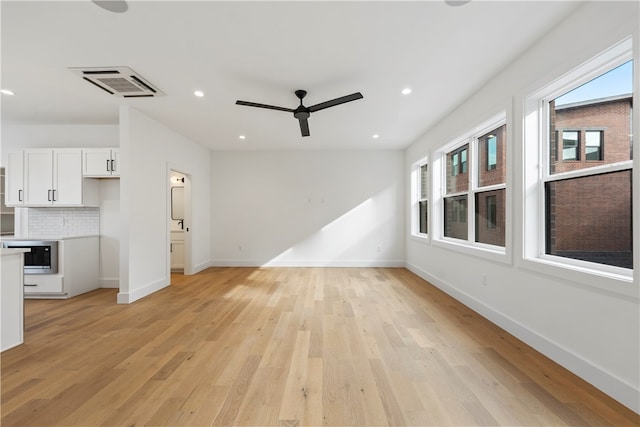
[446,144,469,194]
[478,124,506,187]
[475,190,505,247]
[444,195,467,240]
[549,60,633,174]
[585,130,603,161]
[420,164,428,200]
[562,131,579,160]
[419,201,428,234]
[545,170,632,269]
[461,149,467,173]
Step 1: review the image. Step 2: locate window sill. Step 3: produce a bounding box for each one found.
[432,237,510,265]
[410,233,430,245]
[519,256,637,300]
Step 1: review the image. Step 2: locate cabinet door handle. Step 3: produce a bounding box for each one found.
[111,159,115,172]
[48,189,52,201]
[18,189,22,201]
[170,243,173,253]
[53,189,57,201]
[106,159,111,172]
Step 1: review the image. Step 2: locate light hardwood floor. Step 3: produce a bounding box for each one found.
[1,267,638,426]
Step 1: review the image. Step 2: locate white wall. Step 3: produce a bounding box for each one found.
[119,106,210,303]
[405,1,639,412]
[1,124,118,166]
[210,150,404,267]
[99,179,120,288]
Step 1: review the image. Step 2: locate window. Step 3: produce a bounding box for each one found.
[444,195,467,240]
[585,130,603,161]
[524,39,633,282]
[411,158,429,238]
[440,116,506,250]
[562,130,580,160]
[419,164,428,234]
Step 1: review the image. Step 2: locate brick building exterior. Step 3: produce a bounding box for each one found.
[444,124,507,246]
[547,95,633,268]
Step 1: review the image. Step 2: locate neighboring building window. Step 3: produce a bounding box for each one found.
[486,135,497,170]
[448,146,468,178]
[441,117,506,249]
[545,59,633,269]
[585,130,603,161]
[562,130,580,160]
[418,163,428,235]
[486,195,497,229]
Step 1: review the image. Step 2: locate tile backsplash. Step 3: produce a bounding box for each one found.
[28,207,99,237]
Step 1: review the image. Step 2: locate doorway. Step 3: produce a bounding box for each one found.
[169,170,190,275]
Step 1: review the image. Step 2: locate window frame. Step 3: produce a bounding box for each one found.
[410,156,430,242]
[432,111,509,263]
[561,130,580,161]
[522,37,634,294]
[585,129,604,161]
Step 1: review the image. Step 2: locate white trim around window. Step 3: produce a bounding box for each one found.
[432,111,511,264]
[522,37,636,297]
[410,156,430,243]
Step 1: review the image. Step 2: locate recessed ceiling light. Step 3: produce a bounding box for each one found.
[372,134,380,139]
[239,135,246,140]
[401,88,412,95]
[1,89,15,96]
[194,90,204,97]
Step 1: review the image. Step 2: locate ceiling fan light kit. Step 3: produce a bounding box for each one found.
[236,89,363,137]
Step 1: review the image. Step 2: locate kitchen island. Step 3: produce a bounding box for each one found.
[1,248,28,351]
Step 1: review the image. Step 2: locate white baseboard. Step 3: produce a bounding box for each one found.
[190,260,211,274]
[99,278,119,288]
[405,262,640,414]
[117,278,169,304]
[210,258,405,268]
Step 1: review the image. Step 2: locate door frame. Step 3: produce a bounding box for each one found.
[167,165,193,276]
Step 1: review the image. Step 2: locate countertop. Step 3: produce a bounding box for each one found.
[1,248,30,255]
[1,235,99,242]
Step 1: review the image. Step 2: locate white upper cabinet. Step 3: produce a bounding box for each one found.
[5,151,25,205]
[7,149,98,207]
[83,148,120,177]
[53,149,84,205]
[24,149,55,205]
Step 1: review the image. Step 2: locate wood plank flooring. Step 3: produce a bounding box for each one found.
[1,267,638,426]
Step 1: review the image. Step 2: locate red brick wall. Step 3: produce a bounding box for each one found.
[548,97,632,255]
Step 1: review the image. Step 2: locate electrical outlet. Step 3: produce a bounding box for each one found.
[481,274,488,286]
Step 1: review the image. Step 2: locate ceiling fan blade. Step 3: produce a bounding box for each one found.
[308,92,363,113]
[298,117,310,137]
[236,100,294,113]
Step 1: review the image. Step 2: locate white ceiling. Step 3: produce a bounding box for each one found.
[1,1,582,151]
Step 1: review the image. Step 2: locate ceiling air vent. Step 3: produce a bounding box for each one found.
[69,66,164,97]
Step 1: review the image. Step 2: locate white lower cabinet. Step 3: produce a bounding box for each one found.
[24,237,99,299]
[171,231,184,271]
[1,249,27,351]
